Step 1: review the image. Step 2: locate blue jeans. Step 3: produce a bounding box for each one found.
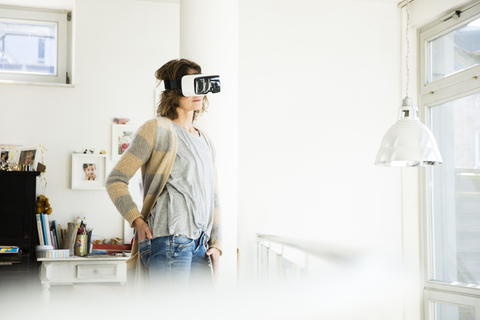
[138,231,213,290]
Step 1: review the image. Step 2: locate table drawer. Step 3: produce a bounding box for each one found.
[76,264,118,279]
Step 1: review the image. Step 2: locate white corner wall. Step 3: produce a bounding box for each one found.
[238,0,403,316]
[0,0,179,240]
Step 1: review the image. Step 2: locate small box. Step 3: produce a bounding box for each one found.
[36,250,70,258]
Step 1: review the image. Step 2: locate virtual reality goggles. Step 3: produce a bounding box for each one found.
[164,74,221,97]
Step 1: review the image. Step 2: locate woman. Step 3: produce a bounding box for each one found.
[106,59,222,289]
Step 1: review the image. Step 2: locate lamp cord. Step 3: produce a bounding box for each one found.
[405,0,410,98]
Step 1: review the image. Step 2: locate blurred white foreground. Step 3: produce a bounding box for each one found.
[1,235,408,320]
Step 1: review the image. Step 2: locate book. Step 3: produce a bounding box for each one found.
[44,215,52,246]
[61,229,66,248]
[57,223,64,248]
[51,231,55,249]
[87,229,93,254]
[40,213,48,246]
[0,246,20,253]
[53,220,61,250]
[36,214,45,246]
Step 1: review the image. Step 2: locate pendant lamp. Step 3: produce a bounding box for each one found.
[374,0,443,167]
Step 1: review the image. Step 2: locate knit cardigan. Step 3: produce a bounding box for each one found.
[105,117,222,278]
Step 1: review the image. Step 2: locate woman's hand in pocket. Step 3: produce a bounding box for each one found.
[133,217,152,242]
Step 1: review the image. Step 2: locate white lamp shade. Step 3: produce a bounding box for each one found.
[374,98,443,167]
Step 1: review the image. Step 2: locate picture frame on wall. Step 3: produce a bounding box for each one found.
[14,146,40,170]
[71,153,107,190]
[112,124,139,161]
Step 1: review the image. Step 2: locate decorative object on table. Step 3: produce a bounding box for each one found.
[112,123,139,161]
[36,162,46,172]
[36,245,69,259]
[113,117,130,124]
[110,237,123,245]
[0,161,21,171]
[37,145,48,195]
[36,248,69,259]
[99,150,106,154]
[64,222,77,256]
[0,246,20,253]
[71,153,107,189]
[74,234,88,256]
[83,148,95,154]
[74,217,89,256]
[14,146,40,171]
[36,194,52,215]
[374,0,442,167]
[92,243,132,255]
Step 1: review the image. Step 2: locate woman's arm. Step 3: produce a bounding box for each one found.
[105,119,158,227]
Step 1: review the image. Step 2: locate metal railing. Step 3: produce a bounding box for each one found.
[256,233,363,284]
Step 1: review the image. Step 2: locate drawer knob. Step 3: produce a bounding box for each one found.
[94,269,99,274]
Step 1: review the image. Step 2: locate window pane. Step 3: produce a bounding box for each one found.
[429,17,480,82]
[430,93,480,286]
[0,20,56,75]
[434,302,475,320]
[430,92,480,285]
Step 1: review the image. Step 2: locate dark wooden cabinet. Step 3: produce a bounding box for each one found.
[0,171,40,290]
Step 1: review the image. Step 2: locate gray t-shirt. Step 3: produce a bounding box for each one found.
[147,122,214,241]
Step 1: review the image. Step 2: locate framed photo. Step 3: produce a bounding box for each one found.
[0,150,9,162]
[15,146,40,170]
[112,124,139,161]
[71,154,107,190]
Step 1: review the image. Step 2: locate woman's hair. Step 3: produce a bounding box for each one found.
[155,59,209,122]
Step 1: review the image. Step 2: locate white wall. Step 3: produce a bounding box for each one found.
[0,0,179,240]
[238,0,403,316]
[179,0,239,289]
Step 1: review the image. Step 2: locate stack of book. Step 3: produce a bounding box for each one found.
[35,213,64,249]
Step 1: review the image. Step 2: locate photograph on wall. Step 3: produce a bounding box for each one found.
[71,154,107,190]
[82,163,97,181]
[112,124,139,161]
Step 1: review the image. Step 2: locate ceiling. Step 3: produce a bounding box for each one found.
[0,0,403,12]
[0,0,182,11]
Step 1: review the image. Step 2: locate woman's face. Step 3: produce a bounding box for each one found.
[177,69,204,113]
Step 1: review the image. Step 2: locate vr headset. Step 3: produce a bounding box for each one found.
[164,74,221,97]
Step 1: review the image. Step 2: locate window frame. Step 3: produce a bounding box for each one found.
[0,5,69,84]
[419,1,480,318]
[424,290,480,320]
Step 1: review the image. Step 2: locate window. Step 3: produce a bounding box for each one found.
[0,5,71,84]
[421,2,480,319]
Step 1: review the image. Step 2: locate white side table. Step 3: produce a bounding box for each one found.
[38,256,128,302]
